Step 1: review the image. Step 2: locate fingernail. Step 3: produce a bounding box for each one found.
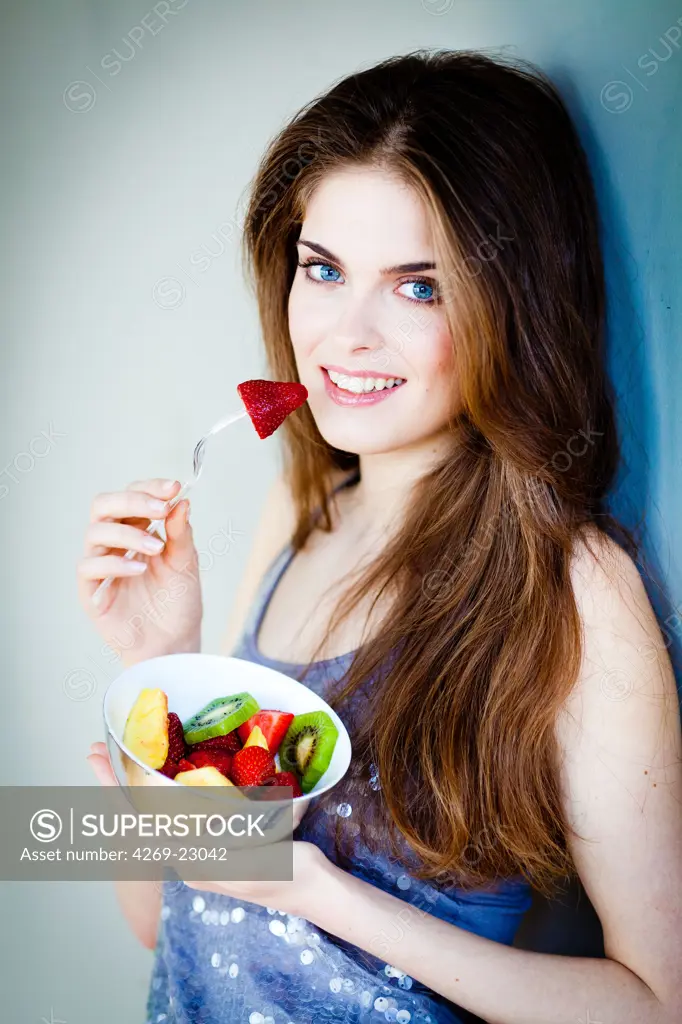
[162,479,177,491]
[184,501,191,521]
[143,535,164,553]
[129,561,148,573]
[148,499,167,515]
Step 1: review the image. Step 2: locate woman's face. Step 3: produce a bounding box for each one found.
[288,165,458,457]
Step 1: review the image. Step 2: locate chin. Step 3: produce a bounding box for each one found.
[314,421,420,456]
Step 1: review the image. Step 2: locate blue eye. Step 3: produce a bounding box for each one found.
[297,259,343,283]
[296,258,439,305]
[397,280,437,303]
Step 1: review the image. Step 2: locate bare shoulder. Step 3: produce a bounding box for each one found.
[219,468,297,655]
[567,524,661,658]
[557,522,680,752]
[219,464,357,654]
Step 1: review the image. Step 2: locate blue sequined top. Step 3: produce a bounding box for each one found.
[146,472,533,1024]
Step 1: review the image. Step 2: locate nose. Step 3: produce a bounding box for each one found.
[330,295,391,374]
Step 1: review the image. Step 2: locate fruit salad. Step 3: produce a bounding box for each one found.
[121,688,339,796]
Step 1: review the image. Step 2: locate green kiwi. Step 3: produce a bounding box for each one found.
[279,710,339,794]
[182,692,260,744]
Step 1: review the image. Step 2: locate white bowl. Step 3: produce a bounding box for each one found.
[103,653,352,804]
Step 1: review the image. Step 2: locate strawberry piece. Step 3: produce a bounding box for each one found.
[158,756,181,779]
[187,750,233,777]
[262,770,303,798]
[229,746,276,787]
[237,710,295,755]
[237,380,308,440]
[167,712,187,762]
[176,758,196,773]
[189,732,242,755]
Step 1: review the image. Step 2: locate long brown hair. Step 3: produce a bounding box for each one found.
[241,49,644,898]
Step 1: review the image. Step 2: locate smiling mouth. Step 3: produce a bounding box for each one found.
[322,367,407,394]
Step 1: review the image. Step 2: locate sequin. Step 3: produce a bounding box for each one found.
[192,896,205,914]
[396,874,412,890]
[266,906,277,914]
[231,907,245,923]
[306,931,321,945]
[219,911,230,925]
[398,975,413,990]
[369,776,382,791]
[329,977,342,993]
[160,906,170,921]
[268,919,286,937]
[156,1016,167,1022]
[249,1014,264,1024]
[228,963,239,978]
[396,1011,412,1023]
[210,953,221,968]
[336,802,352,817]
[385,1009,399,1022]
[374,996,389,1011]
[360,990,373,1007]
[201,910,212,925]
[300,949,314,965]
[342,978,355,993]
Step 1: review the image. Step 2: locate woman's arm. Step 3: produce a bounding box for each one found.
[87,743,162,949]
[301,536,682,1024]
[114,880,161,950]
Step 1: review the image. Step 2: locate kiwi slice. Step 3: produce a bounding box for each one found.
[279,710,339,794]
[182,692,260,745]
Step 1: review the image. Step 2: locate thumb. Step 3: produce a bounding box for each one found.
[164,500,194,561]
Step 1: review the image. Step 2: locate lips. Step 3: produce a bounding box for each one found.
[320,367,406,407]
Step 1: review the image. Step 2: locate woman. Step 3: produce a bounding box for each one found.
[79,49,682,1024]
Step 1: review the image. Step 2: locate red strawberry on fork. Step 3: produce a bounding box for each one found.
[237,380,308,439]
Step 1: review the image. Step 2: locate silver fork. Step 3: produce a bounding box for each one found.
[91,408,248,606]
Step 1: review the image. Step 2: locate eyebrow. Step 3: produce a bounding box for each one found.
[297,238,437,274]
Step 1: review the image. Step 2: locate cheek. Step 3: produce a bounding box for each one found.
[410,321,455,391]
[287,279,330,354]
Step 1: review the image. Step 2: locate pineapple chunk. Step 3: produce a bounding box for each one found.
[175,765,236,787]
[122,688,169,770]
[243,724,268,750]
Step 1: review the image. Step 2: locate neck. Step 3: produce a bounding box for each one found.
[343,434,451,541]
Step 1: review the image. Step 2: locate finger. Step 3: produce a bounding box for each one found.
[126,479,180,498]
[86,752,119,787]
[89,490,172,525]
[163,500,194,565]
[77,553,149,581]
[84,521,166,558]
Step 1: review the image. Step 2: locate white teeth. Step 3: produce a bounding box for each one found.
[326,369,406,393]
